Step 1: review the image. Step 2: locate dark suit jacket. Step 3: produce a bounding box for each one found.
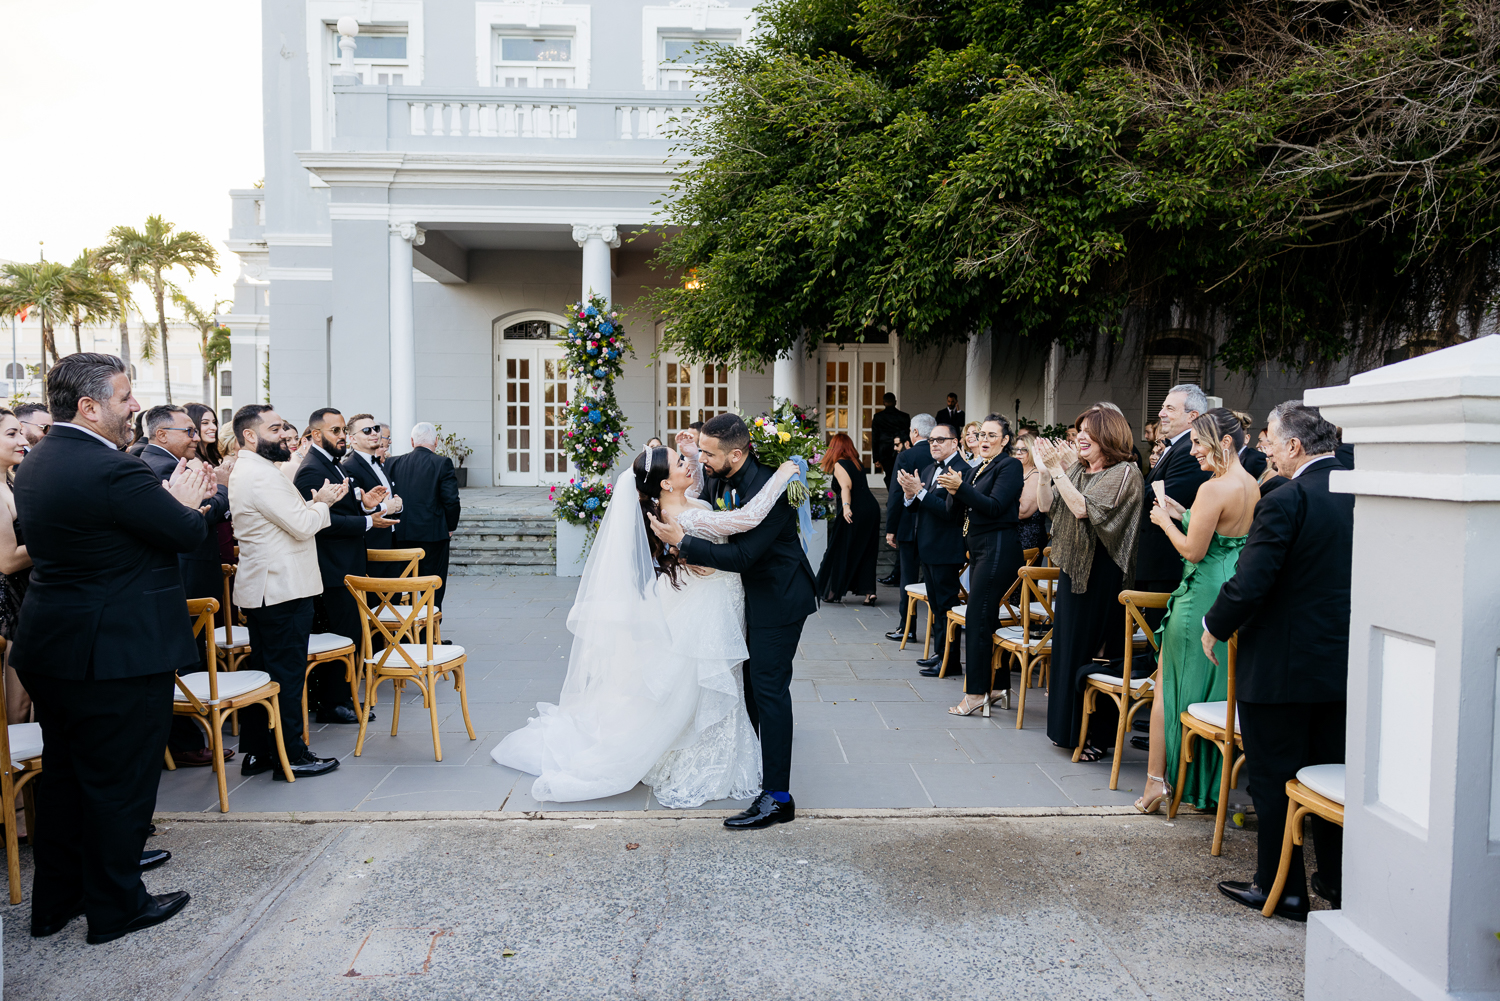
[678,455,817,629]
[1238,445,1268,479]
[386,446,461,543]
[935,407,965,435]
[293,447,370,590]
[13,425,206,680]
[1138,432,1212,581]
[885,440,932,540]
[342,451,395,551]
[869,406,909,473]
[949,454,1023,535]
[912,454,970,565]
[1204,457,1353,704]
[139,444,229,600]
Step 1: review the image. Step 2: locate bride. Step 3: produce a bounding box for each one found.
[491,437,799,808]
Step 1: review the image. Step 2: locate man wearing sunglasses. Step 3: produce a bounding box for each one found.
[342,414,403,568]
[15,402,51,450]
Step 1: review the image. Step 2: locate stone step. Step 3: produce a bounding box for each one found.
[450,512,557,576]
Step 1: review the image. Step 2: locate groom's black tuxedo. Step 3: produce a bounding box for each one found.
[680,454,816,793]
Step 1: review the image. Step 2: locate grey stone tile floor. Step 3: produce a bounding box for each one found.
[157,576,1253,815]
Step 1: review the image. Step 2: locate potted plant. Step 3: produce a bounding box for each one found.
[432,426,473,487]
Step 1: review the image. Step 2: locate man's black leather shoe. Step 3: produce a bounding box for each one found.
[31,899,85,938]
[724,793,795,830]
[86,891,190,944]
[139,849,171,871]
[918,665,959,677]
[877,573,898,587]
[1310,872,1341,909]
[884,629,916,642]
[272,753,340,781]
[1218,880,1307,921]
[240,754,276,777]
[316,704,372,725]
[916,651,946,669]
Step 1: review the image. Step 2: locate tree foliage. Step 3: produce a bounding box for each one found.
[645,0,1500,374]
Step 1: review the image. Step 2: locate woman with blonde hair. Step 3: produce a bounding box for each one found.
[1034,405,1145,756]
[960,421,982,463]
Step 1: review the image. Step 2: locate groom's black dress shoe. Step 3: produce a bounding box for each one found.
[724,793,795,830]
[1218,880,1307,922]
[885,628,915,642]
[86,891,191,944]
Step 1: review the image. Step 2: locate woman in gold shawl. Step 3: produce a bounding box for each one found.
[1034,405,1144,756]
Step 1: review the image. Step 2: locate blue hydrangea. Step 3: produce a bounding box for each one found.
[587,346,598,355]
[600,322,614,334]
[587,410,604,424]
[584,497,600,510]
[594,367,608,377]
[585,306,598,317]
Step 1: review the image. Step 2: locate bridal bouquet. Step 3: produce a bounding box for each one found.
[749,403,829,509]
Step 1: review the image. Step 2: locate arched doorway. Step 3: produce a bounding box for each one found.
[493,310,573,486]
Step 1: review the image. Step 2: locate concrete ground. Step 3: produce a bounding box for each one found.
[156,576,1250,817]
[1,810,1314,1000]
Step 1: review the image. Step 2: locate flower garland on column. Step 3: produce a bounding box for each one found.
[548,293,632,546]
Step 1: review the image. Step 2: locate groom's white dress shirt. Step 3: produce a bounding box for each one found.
[228,449,332,608]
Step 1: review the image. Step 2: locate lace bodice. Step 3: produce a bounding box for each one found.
[671,444,797,545]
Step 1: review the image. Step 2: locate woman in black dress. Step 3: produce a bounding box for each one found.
[939,414,1024,716]
[815,432,881,605]
[0,409,32,728]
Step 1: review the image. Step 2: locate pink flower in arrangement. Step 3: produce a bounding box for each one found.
[605,484,612,493]
[826,490,834,498]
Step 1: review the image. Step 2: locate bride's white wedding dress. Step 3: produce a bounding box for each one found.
[491,454,795,808]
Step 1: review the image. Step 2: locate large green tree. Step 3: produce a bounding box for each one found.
[646,0,1500,374]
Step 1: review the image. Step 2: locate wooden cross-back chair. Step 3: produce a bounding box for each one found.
[346,574,473,762]
[1263,764,1345,917]
[997,566,1058,727]
[996,547,1043,629]
[301,632,361,748]
[173,598,296,811]
[1073,590,1169,789]
[1169,632,1247,856]
[899,562,968,661]
[367,547,442,643]
[936,550,1043,680]
[216,562,252,673]
[0,637,41,904]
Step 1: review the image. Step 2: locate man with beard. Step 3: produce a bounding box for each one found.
[293,408,397,724]
[227,405,347,779]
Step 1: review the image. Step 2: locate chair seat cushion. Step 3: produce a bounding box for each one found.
[1087,672,1153,690]
[308,632,353,656]
[215,625,251,649]
[949,605,967,621]
[376,605,435,622]
[367,643,466,669]
[9,722,42,764]
[175,670,273,705]
[1297,763,1346,806]
[994,625,1027,643]
[905,583,928,598]
[1187,700,1241,733]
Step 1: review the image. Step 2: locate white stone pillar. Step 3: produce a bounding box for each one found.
[965,328,992,422]
[1303,335,1500,1001]
[388,223,424,455]
[572,224,619,305]
[773,331,805,405]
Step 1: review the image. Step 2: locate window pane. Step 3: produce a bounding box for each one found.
[501,37,571,62]
[355,35,407,59]
[663,38,698,63]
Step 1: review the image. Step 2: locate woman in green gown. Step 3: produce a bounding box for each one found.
[1137,408,1261,813]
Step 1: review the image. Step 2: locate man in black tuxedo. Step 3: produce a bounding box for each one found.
[386,422,462,609]
[1230,411,1268,479]
[897,423,969,673]
[869,392,910,488]
[648,413,817,830]
[883,414,934,641]
[936,394,965,437]
[1203,402,1353,921]
[342,414,403,577]
[13,353,216,943]
[1137,385,1212,627]
[293,408,396,723]
[138,404,233,767]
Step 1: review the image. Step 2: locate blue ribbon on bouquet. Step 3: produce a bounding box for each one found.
[791,455,812,553]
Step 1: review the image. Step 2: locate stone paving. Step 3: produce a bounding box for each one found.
[156,576,1253,817]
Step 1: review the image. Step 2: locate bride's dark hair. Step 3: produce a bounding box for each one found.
[634,446,686,589]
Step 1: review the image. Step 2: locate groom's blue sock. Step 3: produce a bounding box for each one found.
[767,791,791,803]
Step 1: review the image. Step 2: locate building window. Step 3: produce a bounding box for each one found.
[1143,339,1205,433]
[220,369,232,396]
[221,408,232,426]
[328,25,409,86]
[503,320,564,340]
[657,33,734,90]
[495,31,575,87]
[130,364,139,381]
[3,363,22,380]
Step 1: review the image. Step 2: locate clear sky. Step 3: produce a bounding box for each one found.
[0,0,263,312]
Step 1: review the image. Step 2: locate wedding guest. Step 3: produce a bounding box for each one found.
[1011,436,1047,552]
[126,413,148,456]
[1231,410,1267,478]
[645,437,664,449]
[14,403,50,448]
[898,423,969,673]
[883,414,934,643]
[960,421,982,463]
[387,422,462,610]
[1035,406,1144,755]
[1205,402,1352,920]
[0,409,32,730]
[687,421,704,445]
[1136,385,1211,629]
[936,394,965,436]
[815,433,880,605]
[1148,436,1168,470]
[342,413,403,562]
[184,403,222,466]
[941,414,1023,713]
[185,402,237,565]
[294,409,393,723]
[14,352,214,943]
[870,393,909,487]
[1135,408,1258,814]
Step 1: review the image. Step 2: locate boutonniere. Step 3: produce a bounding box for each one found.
[716,488,742,510]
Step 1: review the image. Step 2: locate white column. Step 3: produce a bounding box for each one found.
[1043,342,1062,426]
[1303,335,1500,1001]
[773,331,805,405]
[388,223,424,455]
[572,224,619,305]
[965,328,992,422]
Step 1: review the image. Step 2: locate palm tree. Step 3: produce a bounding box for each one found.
[0,261,70,403]
[95,240,147,372]
[105,216,218,403]
[63,250,116,355]
[172,290,232,405]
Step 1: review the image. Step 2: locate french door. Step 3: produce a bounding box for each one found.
[495,320,573,486]
[657,357,736,436]
[819,345,894,480]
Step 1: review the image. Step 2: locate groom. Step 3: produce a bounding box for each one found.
[648,413,817,828]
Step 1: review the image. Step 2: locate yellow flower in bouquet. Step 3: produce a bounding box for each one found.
[778,431,791,443]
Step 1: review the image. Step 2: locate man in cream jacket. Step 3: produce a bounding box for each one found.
[228,404,348,780]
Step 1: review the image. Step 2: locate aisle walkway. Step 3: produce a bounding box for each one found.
[155,577,1226,815]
